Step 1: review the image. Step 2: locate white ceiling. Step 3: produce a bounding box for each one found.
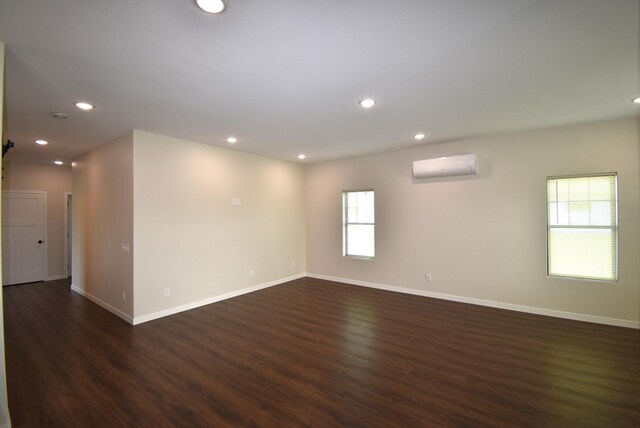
[1,0,638,164]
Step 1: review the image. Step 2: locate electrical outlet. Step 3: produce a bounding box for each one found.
[164,287,171,297]
[232,198,242,206]
[425,274,432,283]
[290,261,296,268]
[121,243,130,253]
[249,270,254,278]
[122,291,126,301]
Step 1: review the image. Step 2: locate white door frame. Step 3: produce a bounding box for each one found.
[2,190,48,283]
[64,192,71,278]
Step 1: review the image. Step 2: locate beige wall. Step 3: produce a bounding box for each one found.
[133,131,306,318]
[0,39,11,428]
[71,120,638,325]
[3,162,72,279]
[72,132,134,320]
[306,118,640,323]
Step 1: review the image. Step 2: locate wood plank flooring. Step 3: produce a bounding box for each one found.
[4,277,640,427]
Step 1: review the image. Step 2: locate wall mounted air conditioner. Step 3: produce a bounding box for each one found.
[412,154,478,179]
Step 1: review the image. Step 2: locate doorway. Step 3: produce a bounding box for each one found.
[65,193,72,278]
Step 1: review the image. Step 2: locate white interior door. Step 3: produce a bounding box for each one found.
[2,192,46,286]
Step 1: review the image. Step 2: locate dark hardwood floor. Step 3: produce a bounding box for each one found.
[4,277,640,427]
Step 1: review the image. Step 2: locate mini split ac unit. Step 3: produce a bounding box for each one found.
[412,154,478,179]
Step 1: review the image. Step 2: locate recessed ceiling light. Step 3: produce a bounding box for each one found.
[75,102,94,110]
[51,112,67,119]
[35,139,48,145]
[54,161,64,165]
[226,136,238,144]
[359,98,376,109]
[633,97,640,104]
[413,133,426,140]
[196,0,225,13]
[297,154,306,160]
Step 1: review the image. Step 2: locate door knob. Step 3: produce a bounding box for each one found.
[38,240,43,244]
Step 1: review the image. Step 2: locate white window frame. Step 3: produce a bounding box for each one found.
[546,173,618,282]
[342,189,375,259]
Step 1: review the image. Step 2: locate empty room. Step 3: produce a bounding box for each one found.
[0,0,639,427]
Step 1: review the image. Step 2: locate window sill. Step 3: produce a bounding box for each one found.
[547,274,617,284]
[344,255,375,261]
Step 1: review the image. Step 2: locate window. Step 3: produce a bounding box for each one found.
[343,190,375,258]
[547,174,617,281]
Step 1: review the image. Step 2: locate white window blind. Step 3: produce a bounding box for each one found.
[343,190,375,258]
[547,174,617,281]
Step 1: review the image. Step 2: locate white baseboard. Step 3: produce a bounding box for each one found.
[133,273,306,325]
[47,274,69,281]
[307,273,640,329]
[70,285,134,324]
